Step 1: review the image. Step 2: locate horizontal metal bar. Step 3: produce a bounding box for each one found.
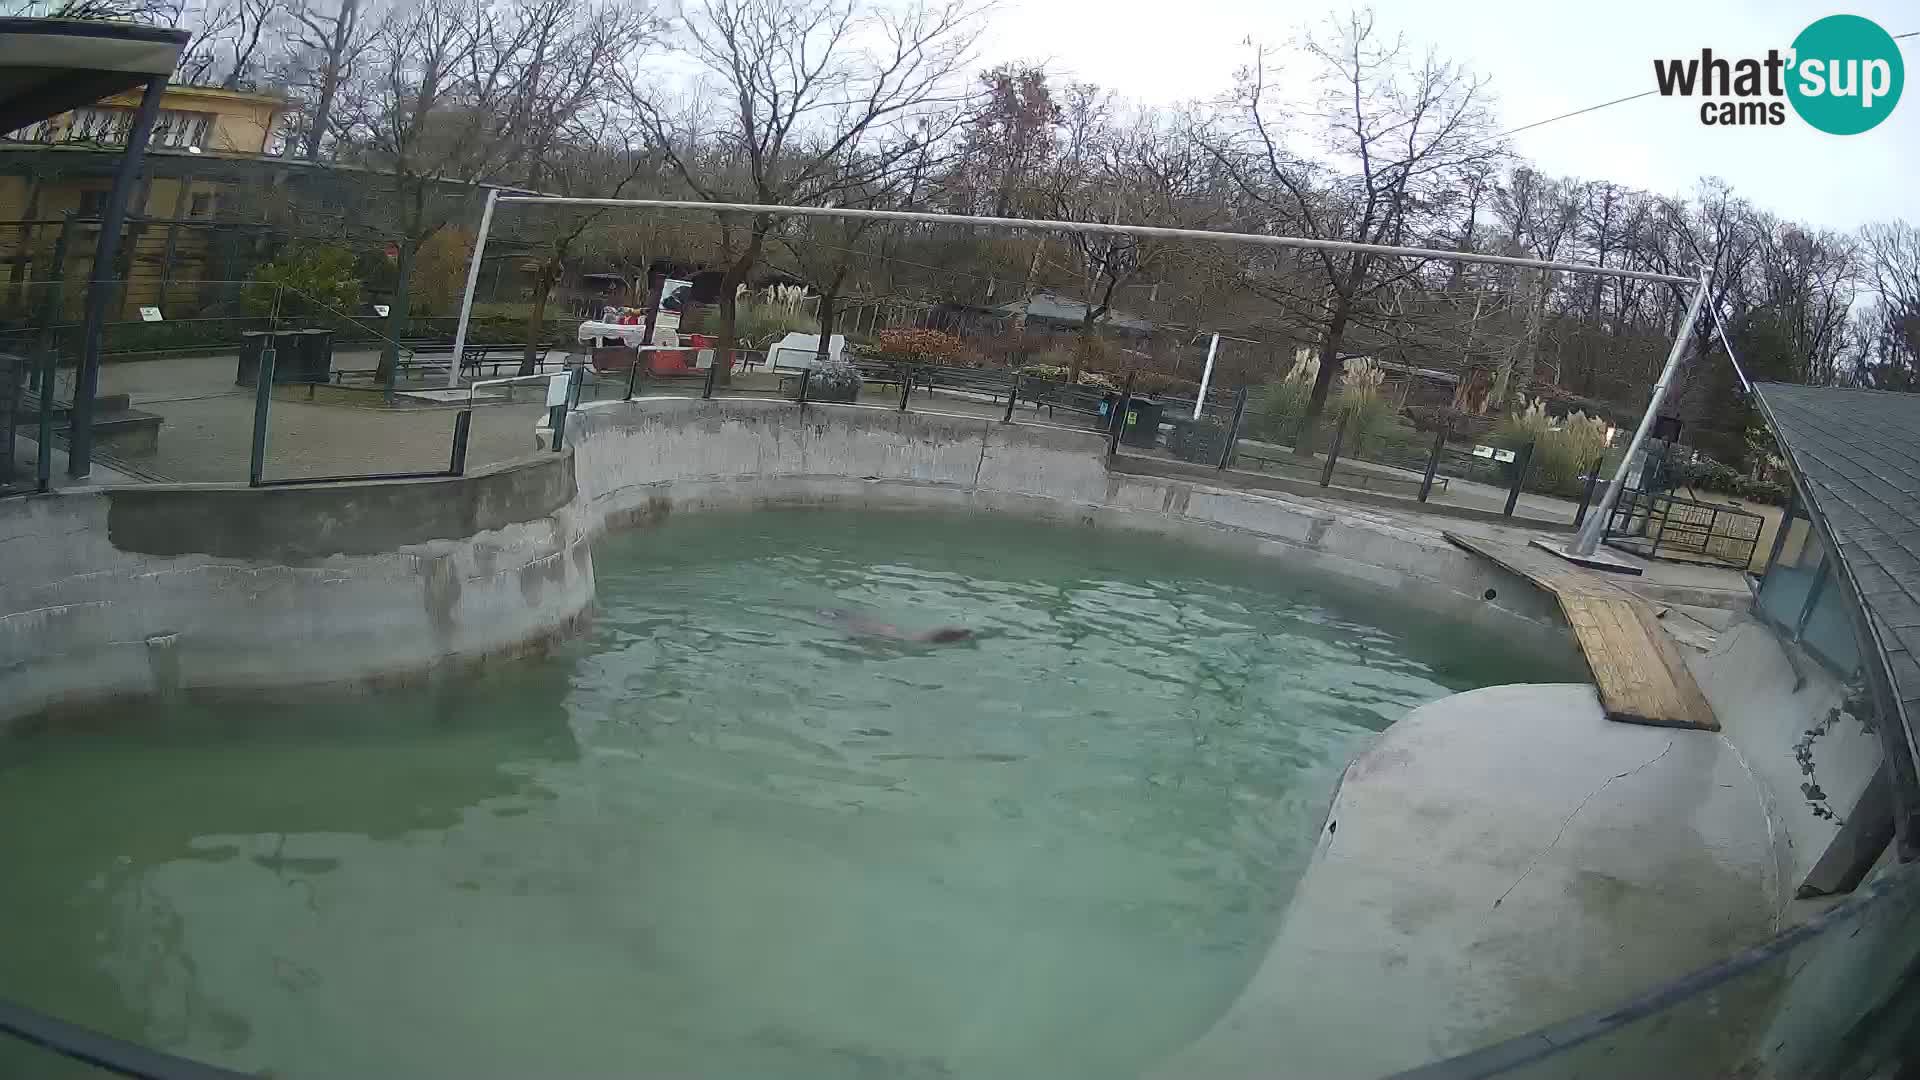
[492,197,1699,286]
[0,997,253,1080]
[252,469,454,487]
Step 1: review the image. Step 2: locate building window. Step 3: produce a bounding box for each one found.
[77,190,109,217]
[17,107,212,149]
[150,111,212,150]
[1756,495,1863,676]
[190,192,214,217]
[66,107,135,145]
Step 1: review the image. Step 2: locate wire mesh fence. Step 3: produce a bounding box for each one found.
[3,264,1624,535]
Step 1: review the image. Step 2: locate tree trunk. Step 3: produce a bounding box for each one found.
[379,238,415,384]
[1295,297,1350,456]
[303,0,356,161]
[1010,239,1045,335]
[814,293,837,364]
[714,231,767,386]
[1068,311,1097,384]
[520,258,554,376]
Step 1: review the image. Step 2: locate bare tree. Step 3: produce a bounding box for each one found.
[1203,12,1502,443]
[330,0,539,378]
[1045,97,1218,381]
[0,0,183,19]
[283,0,371,160]
[625,0,983,379]
[174,0,287,88]
[1489,167,1584,403]
[1855,220,1920,389]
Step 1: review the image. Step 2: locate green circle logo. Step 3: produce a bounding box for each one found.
[1787,14,1903,134]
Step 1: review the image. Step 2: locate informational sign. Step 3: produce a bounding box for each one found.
[546,372,571,407]
[695,348,715,370]
[1472,444,1517,463]
[138,306,163,322]
[373,304,391,318]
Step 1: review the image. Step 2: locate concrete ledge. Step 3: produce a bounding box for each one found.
[1157,683,1781,1079]
[1115,452,1578,533]
[567,400,1581,660]
[104,453,576,560]
[0,454,592,727]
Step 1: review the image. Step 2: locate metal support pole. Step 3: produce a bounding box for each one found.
[71,75,167,479]
[1217,386,1247,470]
[899,368,912,411]
[1504,439,1536,517]
[1570,273,1711,554]
[493,196,1699,288]
[1002,375,1020,423]
[624,353,641,400]
[1106,371,1136,462]
[1574,455,1605,528]
[1761,487,1798,575]
[795,367,812,405]
[639,265,667,347]
[1193,332,1219,419]
[247,348,275,485]
[35,345,54,493]
[702,355,718,399]
[1319,412,1349,487]
[447,187,498,389]
[448,409,472,475]
[1418,423,1450,503]
[32,214,73,398]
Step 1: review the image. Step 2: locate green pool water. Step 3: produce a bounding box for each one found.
[0,510,1575,1078]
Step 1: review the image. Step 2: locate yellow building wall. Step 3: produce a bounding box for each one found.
[89,86,285,155]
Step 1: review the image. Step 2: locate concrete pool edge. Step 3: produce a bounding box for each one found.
[0,397,1585,727]
[0,452,595,728]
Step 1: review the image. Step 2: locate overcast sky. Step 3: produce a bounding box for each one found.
[975,0,1917,233]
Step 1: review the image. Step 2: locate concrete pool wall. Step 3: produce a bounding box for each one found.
[0,452,594,727]
[569,397,1575,649]
[0,397,1577,726]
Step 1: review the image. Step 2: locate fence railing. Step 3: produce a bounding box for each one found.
[1604,489,1766,570]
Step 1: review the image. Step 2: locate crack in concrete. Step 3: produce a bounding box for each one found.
[1493,739,1677,909]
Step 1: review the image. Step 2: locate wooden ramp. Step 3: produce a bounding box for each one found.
[1445,531,1719,731]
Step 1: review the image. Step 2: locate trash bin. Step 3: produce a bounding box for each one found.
[236,330,292,386]
[289,328,335,384]
[1164,415,1226,463]
[1119,396,1165,448]
[238,329,334,386]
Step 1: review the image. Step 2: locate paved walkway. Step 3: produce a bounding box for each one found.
[97,353,551,483]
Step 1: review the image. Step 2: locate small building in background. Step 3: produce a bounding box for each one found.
[0,83,288,320]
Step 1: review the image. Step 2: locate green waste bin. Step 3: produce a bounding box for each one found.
[1119,396,1165,448]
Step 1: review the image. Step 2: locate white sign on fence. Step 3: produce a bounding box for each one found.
[1472,444,1517,463]
[373,304,391,318]
[546,373,570,407]
[138,306,163,322]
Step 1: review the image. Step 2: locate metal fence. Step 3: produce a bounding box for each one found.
[1603,490,1766,570]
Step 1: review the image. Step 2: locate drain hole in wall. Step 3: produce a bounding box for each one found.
[1483,588,1498,601]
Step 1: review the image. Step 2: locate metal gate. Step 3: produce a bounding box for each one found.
[1604,489,1765,570]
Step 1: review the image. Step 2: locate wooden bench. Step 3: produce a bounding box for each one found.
[331,342,561,386]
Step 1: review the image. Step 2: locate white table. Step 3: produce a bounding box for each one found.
[577,321,681,348]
